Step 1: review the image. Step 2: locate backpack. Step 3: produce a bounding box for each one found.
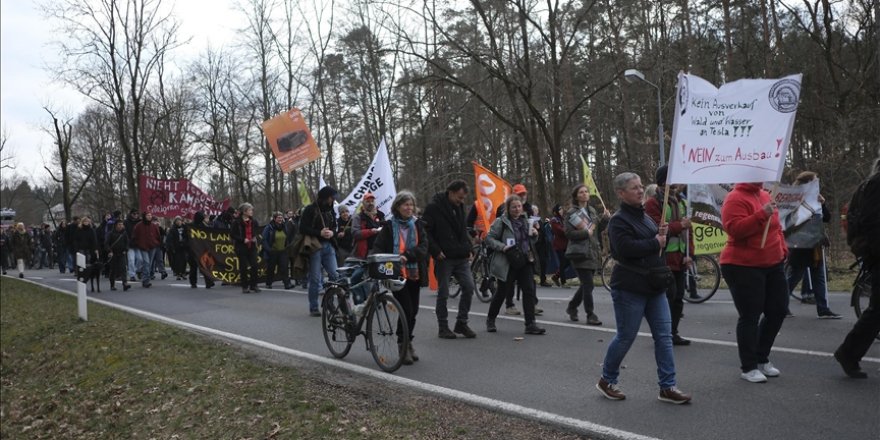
[847,180,869,257]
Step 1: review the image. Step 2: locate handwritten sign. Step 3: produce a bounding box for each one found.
[668,73,802,184]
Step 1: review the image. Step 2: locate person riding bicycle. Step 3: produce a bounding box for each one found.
[372,191,428,365]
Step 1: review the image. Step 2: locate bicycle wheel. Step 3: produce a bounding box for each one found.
[366,294,408,373]
[449,275,461,298]
[852,270,872,318]
[683,255,721,304]
[321,287,355,358]
[472,257,496,303]
[600,255,616,292]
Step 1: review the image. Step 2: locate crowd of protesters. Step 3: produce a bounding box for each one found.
[2,156,878,402]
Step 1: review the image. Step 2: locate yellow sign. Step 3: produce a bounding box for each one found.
[692,223,727,255]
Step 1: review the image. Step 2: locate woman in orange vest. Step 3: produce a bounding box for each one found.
[373,191,428,365]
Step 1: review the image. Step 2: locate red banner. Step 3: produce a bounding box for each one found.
[139,175,230,219]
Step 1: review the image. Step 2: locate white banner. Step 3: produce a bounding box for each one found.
[667,72,802,184]
[337,139,397,216]
[771,179,821,232]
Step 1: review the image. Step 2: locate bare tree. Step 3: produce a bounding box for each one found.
[0,125,14,171]
[43,107,96,222]
[44,0,184,208]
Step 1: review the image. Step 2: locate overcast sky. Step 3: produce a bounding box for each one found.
[1,0,241,183]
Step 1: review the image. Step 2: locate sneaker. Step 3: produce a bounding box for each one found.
[242,287,250,294]
[486,318,497,333]
[818,310,842,319]
[309,310,321,317]
[740,369,768,383]
[658,387,692,404]
[123,284,131,292]
[801,295,816,305]
[438,326,457,339]
[505,306,521,316]
[596,378,625,401]
[408,342,419,362]
[586,313,602,326]
[251,286,261,293]
[161,272,168,280]
[19,273,24,278]
[833,350,868,379]
[672,335,692,346]
[524,324,546,335]
[566,307,579,322]
[453,321,477,338]
[552,274,561,287]
[534,307,544,316]
[758,362,780,377]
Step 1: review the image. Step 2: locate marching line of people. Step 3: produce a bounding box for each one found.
[2,159,877,405]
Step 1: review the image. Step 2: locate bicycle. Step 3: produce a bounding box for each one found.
[321,254,410,373]
[450,236,496,303]
[600,254,720,303]
[850,259,872,319]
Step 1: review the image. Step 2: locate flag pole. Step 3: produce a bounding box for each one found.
[659,186,671,256]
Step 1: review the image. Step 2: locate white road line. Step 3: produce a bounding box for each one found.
[417,305,880,363]
[20,278,659,440]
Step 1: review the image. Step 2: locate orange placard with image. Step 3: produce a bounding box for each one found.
[261,108,321,173]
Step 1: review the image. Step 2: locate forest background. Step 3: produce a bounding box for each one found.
[1,0,877,261]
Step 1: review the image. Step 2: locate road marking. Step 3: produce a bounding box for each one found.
[22,278,660,440]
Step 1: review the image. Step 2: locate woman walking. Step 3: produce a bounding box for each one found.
[564,184,609,325]
[262,212,293,289]
[484,195,545,335]
[720,182,788,383]
[105,221,131,291]
[231,203,261,293]
[596,173,691,404]
[373,191,428,365]
[10,223,32,278]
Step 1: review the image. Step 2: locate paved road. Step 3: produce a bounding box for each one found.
[12,269,880,440]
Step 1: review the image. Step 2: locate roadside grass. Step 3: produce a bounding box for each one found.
[1,278,587,440]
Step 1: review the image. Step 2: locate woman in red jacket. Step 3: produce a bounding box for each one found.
[720,183,788,383]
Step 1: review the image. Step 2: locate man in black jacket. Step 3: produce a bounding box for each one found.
[422,180,477,339]
[299,186,340,316]
[834,156,880,378]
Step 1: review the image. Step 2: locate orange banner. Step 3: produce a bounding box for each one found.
[261,108,321,173]
[472,161,512,234]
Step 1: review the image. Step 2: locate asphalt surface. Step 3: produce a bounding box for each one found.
[8,269,880,440]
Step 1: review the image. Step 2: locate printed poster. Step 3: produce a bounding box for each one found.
[261,108,321,173]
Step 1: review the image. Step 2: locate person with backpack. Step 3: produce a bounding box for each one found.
[834,156,880,378]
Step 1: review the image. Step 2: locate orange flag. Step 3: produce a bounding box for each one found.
[472,161,512,234]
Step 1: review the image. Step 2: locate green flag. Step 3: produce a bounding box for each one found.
[298,181,312,206]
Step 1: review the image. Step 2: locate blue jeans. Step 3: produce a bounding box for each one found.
[137,248,159,285]
[434,257,474,326]
[786,248,831,314]
[308,242,339,312]
[127,248,140,279]
[602,289,676,389]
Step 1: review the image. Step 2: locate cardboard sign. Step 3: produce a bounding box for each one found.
[261,108,321,173]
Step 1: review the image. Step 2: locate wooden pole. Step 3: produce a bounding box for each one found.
[760,182,780,248]
[659,186,671,255]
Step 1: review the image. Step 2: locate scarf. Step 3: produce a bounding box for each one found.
[392,216,419,274]
[510,216,530,254]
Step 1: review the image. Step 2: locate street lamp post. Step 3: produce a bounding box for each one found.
[624,69,665,166]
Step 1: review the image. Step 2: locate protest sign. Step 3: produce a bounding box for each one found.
[667,73,802,185]
[337,139,396,216]
[187,226,266,285]
[772,179,824,249]
[472,162,512,234]
[261,108,321,173]
[687,183,732,255]
[139,175,230,219]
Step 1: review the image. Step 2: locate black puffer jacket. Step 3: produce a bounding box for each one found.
[608,202,665,296]
[422,191,471,260]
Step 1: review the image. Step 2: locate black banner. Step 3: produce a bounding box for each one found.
[188,226,267,285]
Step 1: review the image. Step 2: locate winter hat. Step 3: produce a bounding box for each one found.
[655,164,669,187]
[363,191,376,200]
[317,185,338,201]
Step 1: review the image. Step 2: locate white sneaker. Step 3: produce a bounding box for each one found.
[740,369,768,383]
[758,362,780,377]
[505,306,521,316]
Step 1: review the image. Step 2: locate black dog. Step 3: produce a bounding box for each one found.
[77,262,103,293]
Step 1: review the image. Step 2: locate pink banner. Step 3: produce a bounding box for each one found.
[139,175,230,219]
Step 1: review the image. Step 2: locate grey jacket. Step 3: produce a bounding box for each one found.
[486,214,538,281]
[564,205,607,271]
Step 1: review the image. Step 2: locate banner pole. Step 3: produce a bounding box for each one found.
[659,187,671,256]
[760,182,780,248]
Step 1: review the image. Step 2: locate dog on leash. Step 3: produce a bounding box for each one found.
[77,262,104,293]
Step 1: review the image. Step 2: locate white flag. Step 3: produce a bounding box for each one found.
[667,72,802,184]
[337,139,397,216]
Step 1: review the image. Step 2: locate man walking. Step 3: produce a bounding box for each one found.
[423,180,477,339]
[299,186,340,316]
[131,212,161,288]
